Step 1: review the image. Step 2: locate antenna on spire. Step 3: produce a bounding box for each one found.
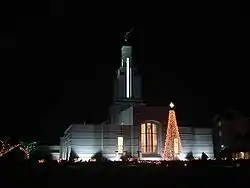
[123,28,134,43]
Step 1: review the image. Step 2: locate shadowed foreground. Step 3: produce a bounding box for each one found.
[1,161,250,187]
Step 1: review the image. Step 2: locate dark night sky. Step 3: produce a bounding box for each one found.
[1,5,249,144]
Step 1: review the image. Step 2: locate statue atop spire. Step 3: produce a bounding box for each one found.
[123,28,134,45]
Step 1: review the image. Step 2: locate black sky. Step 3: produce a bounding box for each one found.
[1,5,249,144]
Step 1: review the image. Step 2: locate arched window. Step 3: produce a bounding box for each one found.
[141,122,158,153]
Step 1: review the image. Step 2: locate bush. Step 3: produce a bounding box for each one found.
[91,151,109,162]
[120,152,132,162]
[186,152,194,161]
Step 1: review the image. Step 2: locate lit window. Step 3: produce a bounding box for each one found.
[141,122,158,153]
[174,138,179,154]
[117,137,123,154]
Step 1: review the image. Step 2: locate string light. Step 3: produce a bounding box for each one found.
[0,140,20,157]
[19,147,30,159]
[163,103,182,161]
[0,140,38,159]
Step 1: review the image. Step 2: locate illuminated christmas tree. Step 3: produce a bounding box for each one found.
[163,102,182,160]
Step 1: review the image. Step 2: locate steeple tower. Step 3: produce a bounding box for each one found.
[110,28,143,124]
[113,28,142,103]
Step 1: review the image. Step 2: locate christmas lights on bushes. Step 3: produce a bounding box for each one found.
[0,139,38,159]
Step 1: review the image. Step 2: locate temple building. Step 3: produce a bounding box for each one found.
[212,109,250,159]
[59,42,214,161]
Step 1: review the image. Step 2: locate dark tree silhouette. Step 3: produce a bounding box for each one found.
[91,151,109,162]
[186,151,194,161]
[201,152,208,161]
[120,151,132,162]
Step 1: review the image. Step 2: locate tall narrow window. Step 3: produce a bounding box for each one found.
[141,124,146,153]
[152,123,157,153]
[130,67,132,98]
[121,59,124,67]
[147,123,152,152]
[126,58,130,98]
[118,137,123,154]
[141,122,158,153]
[174,138,179,154]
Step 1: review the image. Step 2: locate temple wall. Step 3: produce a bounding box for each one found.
[59,123,214,161]
[179,127,214,158]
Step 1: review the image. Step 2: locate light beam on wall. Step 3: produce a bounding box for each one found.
[126,58,130,98]
[130,67,132,98]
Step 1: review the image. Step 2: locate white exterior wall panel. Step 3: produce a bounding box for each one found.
[60,121,214,161]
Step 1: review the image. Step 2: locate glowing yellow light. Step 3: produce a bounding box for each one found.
[141,123,158,153]
[38,159,45,163]
[141,123,146,153]
[117,137,124,154]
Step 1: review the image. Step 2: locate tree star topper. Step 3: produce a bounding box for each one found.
[170,102,175,108]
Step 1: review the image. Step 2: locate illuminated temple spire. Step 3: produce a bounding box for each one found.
[115,28,134,100]
[163,102,182,160]
[112,28,142,107]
